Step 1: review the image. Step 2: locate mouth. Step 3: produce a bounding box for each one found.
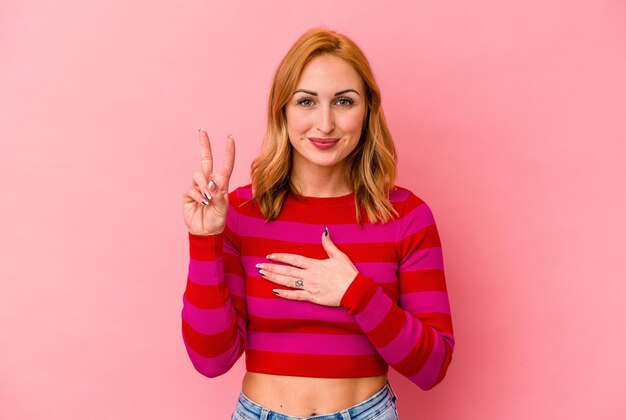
[308,137,340,150]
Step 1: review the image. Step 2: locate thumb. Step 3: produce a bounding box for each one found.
[321,226,343,259]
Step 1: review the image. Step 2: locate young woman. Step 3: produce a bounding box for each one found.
[181,28,455,419]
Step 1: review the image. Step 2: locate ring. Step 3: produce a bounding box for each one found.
[294,279,304,289]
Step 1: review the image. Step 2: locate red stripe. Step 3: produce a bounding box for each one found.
[367,305,407,348]
[393,325,434,376]
[182,317,238,357]
[414,312,454,335]
[248,316,362,334]
[246,350,388,378]
[399,270,447,293]
[224,253,245,275]
[399,224,441,256]
[183,280,228,309]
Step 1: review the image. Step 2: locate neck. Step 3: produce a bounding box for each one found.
[290,162,352,197]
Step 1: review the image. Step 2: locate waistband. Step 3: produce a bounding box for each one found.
[236,379,397,419]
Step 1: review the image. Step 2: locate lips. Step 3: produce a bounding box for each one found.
[308,137,340,150]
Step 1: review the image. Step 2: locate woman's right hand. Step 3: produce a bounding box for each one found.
[182,129,236,236]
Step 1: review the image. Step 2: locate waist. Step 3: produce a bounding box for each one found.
[241,372,388,417]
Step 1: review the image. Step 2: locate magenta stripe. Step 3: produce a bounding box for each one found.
[389,188,411,202]
[400,291,451,314]
[236,187,253,200]
[410,333,446,390]
[400,247,444,271]
[237,203,434,245]
[247,296,354,322]
[377,312,423,364]
[247,332,376,355]
[183,337,243,378]
[401,203,435,238]
[354,262,399,283]
[236,214,403,244]
[188,259,224,286]
[181,296,234,334]
[353,288,393,332]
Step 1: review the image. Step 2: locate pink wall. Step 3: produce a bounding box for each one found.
[1,1,625,419]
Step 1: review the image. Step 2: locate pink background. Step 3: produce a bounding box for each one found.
[1,1,625,419]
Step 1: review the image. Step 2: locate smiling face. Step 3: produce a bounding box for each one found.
[285,54,367,177]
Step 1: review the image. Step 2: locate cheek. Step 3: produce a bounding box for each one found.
[286,109,311,135]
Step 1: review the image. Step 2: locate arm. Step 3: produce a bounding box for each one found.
[340,196,455,390]
[181,200,247,378]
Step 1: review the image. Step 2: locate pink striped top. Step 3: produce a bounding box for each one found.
[182,185,454,390]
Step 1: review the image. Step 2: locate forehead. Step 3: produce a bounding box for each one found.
[296,54,364,91]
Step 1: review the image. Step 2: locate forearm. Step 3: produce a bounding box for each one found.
[182,232,246,377]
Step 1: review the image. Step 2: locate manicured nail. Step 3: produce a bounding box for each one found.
[227,133,234,139]
[201,200,208,206]
[208,181,217,192]
[266,255,272,260]
[324,226,329,237]
[204,190,212,200]
[259,270,266,277]
[272,289,280,295]
[255,263,261,269]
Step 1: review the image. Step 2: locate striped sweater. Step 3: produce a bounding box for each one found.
[182,185,454,390]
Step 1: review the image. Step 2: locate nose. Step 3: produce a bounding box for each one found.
[317,105,335,134]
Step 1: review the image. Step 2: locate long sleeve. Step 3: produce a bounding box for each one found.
[340,195,455,390]
[181,200,247,377]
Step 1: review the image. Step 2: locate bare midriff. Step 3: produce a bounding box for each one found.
[241,371,388,417]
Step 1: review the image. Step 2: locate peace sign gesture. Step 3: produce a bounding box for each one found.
[182,129,236,236]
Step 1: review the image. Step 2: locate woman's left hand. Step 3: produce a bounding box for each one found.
[256,227,359,307]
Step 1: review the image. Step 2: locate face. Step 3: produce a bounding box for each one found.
[285,54,367,173]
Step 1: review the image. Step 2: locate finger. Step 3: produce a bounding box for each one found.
[272,289,310,302]
[199,129,214,178]
[183,186,209,206]
[256,262,305,279]
[266,253,311,269]
[257,269,299,288]
[321,226,343,259]
[192,171,211,201]
[218,134,235,185]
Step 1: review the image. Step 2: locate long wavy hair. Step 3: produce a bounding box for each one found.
[250,27,398,224]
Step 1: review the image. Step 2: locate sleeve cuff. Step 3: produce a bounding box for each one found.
[189,232,224,261]
[340,273,380,316]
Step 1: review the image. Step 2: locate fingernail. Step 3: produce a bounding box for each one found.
[255,263,261,269]
[227,133,234,139]
[208,181,216,192]
[202,200,208,206]
[259,270,266,277]
[266,255,273,260]
[199,128,205,133]
[272,289,280,295]
[324,226,329,237]
[204,190,212,201]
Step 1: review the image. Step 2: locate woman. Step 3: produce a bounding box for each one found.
[181,28,455,419]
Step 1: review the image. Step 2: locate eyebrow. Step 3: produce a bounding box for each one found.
[293,89,360,96]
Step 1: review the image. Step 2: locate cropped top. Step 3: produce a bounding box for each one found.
[181,184,455,390]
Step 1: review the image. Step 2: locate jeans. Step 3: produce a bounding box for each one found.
[231,379,399,420]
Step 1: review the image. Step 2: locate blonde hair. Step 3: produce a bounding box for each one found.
[250,27,398,224]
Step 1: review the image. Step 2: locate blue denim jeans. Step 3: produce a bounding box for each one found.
[231,379,399,419]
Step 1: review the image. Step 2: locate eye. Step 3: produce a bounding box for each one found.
[296,97,315,107]
[335,97,354,107]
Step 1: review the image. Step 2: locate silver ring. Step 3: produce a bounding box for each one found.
[294,279,304,289]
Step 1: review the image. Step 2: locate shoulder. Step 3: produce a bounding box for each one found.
[389,185,437,224]
[227,184,254,207]
[389,185,429,209]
